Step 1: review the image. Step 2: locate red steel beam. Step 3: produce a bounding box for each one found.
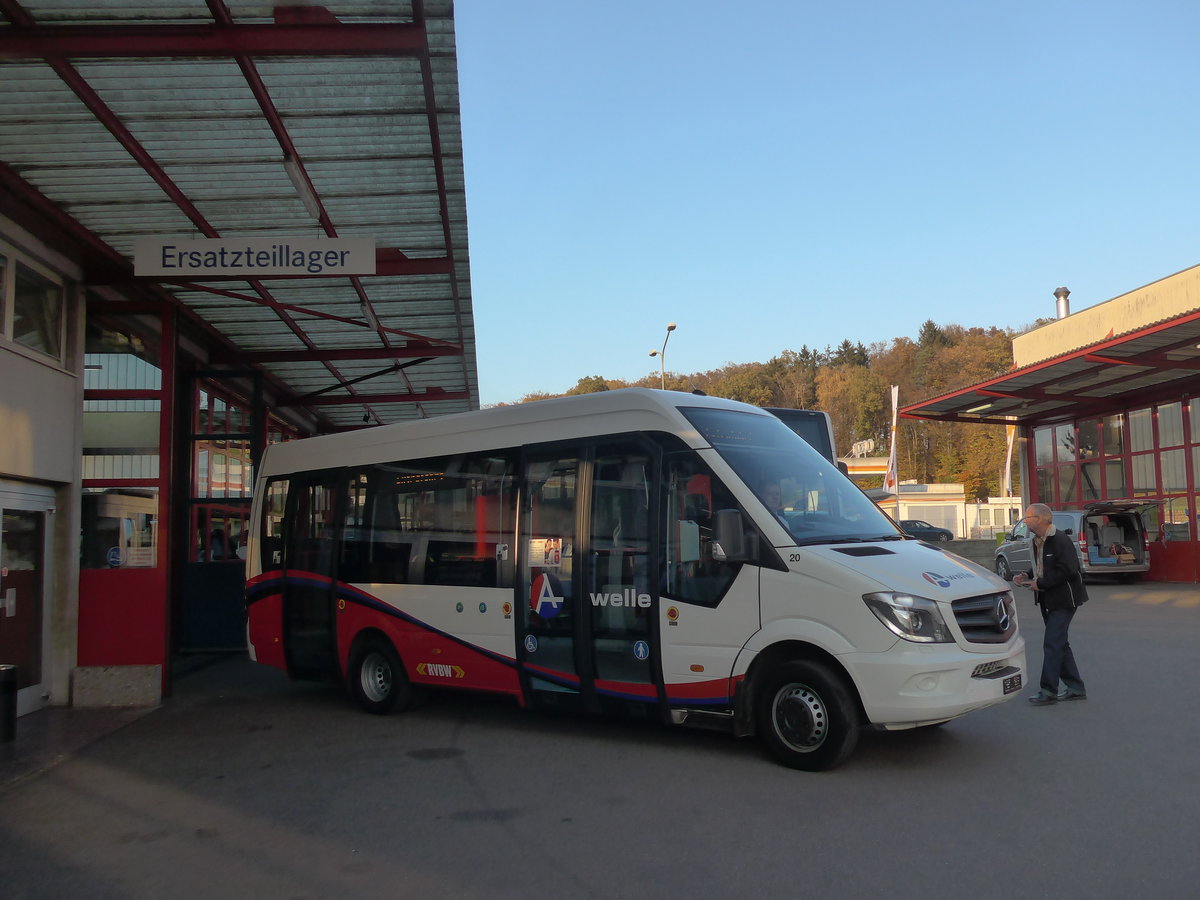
[230,344,463,363]
[275,388,469,407]
[0,23,426,59]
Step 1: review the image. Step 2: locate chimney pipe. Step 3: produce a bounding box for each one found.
[1053,286,1070,319]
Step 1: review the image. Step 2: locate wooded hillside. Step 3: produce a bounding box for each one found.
[502,319,1050,500]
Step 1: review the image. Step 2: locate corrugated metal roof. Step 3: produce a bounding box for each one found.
[900,309,1200,426]
[0,0,476,430]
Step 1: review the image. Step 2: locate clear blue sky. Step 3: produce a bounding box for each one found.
[454,1,1200,406]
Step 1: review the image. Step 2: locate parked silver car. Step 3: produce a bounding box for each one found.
[995,502,1150,583]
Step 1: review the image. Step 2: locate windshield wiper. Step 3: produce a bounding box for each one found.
[790,534,902,546]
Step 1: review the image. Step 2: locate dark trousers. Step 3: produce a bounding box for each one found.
[1039,605,1085,694]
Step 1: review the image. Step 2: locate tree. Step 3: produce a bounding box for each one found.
[496,319,1018,503]
[830,339,869,368]
[766,347,820,409]
[708,363,775,406]
[817,364,886,453]
[566,375,611,395]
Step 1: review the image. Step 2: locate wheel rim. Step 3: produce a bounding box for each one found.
[771,682,828,753]
[359,651,393,703]
[997,558,1009,579]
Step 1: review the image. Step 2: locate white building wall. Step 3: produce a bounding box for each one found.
[1,215,86,708]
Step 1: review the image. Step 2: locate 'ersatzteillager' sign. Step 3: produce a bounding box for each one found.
[134,237,376,277]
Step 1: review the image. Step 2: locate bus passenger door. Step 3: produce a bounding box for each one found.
[280,471,342,678]
[519,454,581,706]
[519,444,661,716]
[586,444,659,716]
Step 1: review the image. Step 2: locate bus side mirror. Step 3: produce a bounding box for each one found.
[713,509,753,562]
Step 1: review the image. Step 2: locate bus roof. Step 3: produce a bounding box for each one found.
[257,388,771,477]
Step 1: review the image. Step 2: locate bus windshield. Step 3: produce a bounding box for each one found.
[680,407,902,545]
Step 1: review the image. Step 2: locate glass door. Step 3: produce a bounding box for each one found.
[280,471,343,678]
[0,493,51,716]
[519,453,581,705]
[586,442,658,714]
[518,442,662,716]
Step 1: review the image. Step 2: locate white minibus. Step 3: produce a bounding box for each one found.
[245,389,1024,770]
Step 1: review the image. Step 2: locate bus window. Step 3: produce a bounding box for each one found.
[341,454,515,587]
[259,478,288,570]
[662,452,745,607]
[286,478,338,574]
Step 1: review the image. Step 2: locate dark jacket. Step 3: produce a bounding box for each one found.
[1027,528,1089,611]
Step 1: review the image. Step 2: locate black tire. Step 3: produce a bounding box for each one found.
[938,533,952,542]
[757,660,859,771]
[995,556,1012,581]
[347,635,413,715]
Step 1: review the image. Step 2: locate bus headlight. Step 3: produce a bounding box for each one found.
[863,592,954,643]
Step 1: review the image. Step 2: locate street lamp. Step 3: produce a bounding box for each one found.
[648,322,677,390]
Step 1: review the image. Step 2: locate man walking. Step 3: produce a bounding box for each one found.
[1012,503,1088,705]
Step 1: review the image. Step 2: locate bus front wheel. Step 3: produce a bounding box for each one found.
[348,636,413,715]
[757,660,859,771]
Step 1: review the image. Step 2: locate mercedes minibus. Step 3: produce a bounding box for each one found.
[245,389,1024,770]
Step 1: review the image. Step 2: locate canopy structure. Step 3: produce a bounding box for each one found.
[0,0,476,430]
[901,308,1200,427]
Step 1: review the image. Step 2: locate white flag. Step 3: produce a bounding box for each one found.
[883,385,899,494]
[1002,424,1017,497]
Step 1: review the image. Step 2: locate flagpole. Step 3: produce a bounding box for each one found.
[1003,424,1016,497]
[883,385,899,520]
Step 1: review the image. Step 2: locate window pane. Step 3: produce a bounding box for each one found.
[590,444,654,688]
[1131,454,1156,495]
[1036,467,1054,503]
[211,453,227,498]
[80,489,158,569]
[84,319,161,389]
[1034,427,1054,465]
[1129,407,1153,452]
[1057,466,1078,504]
[1158,402,1183,448]
[1054,424,1076,461]
[348,454,515,587]
[197,448,210,497]
[259,479,289,570]
[1190,399,1200,444]
[197,390,210,433]
[1078,419,1101,459]
[1080,461,1101,501]
[81,398,160,480]
[1105,460,1128,498]
[1162,496,1191,542]
[663,451,743,607]
[1161,448,1186,493]
[0,253,7,323]
[13,262,63,358]
[1103,414,1125,456]
[523,454,578,680]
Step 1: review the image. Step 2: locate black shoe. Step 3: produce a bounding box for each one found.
[1028,692,1057,706]
[1056,689,1087,701]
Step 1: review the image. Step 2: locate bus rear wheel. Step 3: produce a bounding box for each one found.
[757,660,859,771]
[348,636,413,715]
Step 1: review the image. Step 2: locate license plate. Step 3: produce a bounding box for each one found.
[1003,673,1022,695]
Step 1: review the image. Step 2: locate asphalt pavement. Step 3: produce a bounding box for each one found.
[2,580,1199,899]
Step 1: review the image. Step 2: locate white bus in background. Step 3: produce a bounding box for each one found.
[245,389,1024,770]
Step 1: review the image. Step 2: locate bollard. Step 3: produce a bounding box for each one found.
[0,664,16,742]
